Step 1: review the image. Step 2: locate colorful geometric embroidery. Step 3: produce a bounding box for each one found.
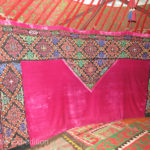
[0,25,149,149]
[0,26,149,62]
[2,35,24,59]
[65,59,116,89]
[0,26,149,90]
[0,63,29,149]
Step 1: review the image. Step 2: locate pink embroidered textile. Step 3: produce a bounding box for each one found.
[21,59,149,146]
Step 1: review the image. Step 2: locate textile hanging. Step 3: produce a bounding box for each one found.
[0,20,149,149]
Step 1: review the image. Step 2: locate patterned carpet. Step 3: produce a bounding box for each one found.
[25,118,150,150]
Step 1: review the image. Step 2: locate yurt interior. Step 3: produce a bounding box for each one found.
[0,0,150,149]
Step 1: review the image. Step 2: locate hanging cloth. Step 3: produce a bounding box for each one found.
[128,0,136,22]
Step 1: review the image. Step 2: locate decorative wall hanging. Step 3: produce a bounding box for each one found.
[0,20,149,149]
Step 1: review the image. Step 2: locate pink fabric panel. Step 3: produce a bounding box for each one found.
[0,20,150,38]
[21,59,149,146]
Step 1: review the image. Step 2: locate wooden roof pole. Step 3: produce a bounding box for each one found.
[67,0,85,27]
[108,0,125,31]
[122,0,150,17]
[99,0,116,31]
[93,0,110,30]
[136,5,150,17]
[135,0,149,32]
[13,0,34,21]
[34,0,53,25]
[80,0,103,30]
[62,0,80,26]
[78,0,150,30]
[140,4,150,33]
[75,0,95,29]
[59,5,95,25]
[41,0,61,25]
[116,0,132,31]
[54,0,73,26]
[5,0,21,17]
[24,0,43,23]
[81,0,113,30]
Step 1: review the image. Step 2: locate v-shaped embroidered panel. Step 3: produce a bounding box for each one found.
[0,25,149,90]
[65,59,116,90]
[21,59,149,146]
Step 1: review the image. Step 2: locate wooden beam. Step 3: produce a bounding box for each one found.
[24,0,43,23]
[34,0,53,24]
[59,5,96,26]
[61,0,80,26]
[41,0,61,25]
[120,0,150,17]
[54,0,73,26]
[67,0,85,27]
[108,0,125,31]
[100,0,116,31]
[75,0,95,29]
[81,0,113,30]
[140,4,150,33]
[13,0,34,21]
[135,0,149,32]
[116,2,129,31]
[5,0,21,16]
